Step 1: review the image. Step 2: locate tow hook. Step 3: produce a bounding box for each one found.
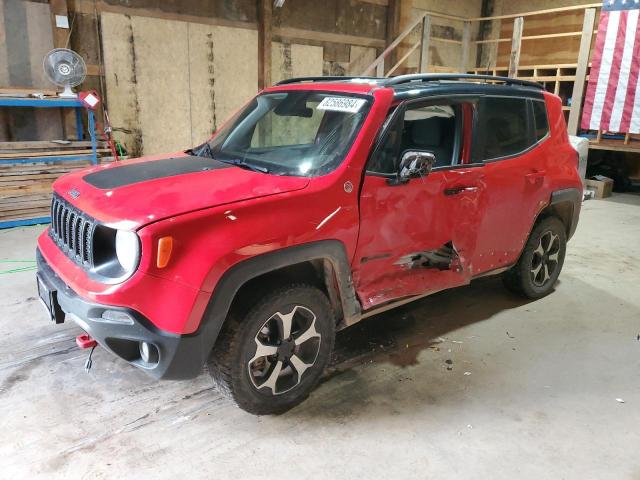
[76,334,98,372]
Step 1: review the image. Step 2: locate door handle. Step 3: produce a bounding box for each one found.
[444,186,479,196]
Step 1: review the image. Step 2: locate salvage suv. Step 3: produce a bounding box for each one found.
[36,74,582,414]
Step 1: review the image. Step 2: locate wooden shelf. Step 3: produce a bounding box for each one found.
[589,138,640,153]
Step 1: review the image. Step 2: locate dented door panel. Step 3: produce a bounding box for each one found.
[352,166,486,310]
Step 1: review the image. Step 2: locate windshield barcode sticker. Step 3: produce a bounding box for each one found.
[317,97,366,113]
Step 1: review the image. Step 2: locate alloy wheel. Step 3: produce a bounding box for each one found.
[248,305,322,395]
[530,230,560,287]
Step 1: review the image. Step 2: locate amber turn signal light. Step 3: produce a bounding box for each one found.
[156,236,173,269]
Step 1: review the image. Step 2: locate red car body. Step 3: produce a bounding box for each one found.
[36,75,582,379]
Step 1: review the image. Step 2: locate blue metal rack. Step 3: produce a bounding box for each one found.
[0,97,97,165]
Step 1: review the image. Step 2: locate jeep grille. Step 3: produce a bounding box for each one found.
[49,194,94,267]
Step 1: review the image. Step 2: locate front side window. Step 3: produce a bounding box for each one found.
[203,91,370,177]
[368,102,463,174]
[472,97,531,162]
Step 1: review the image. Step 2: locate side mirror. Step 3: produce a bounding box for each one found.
[389,150,435,185]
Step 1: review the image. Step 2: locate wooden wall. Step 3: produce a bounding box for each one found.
[401,0,484,73]
[78,0,388,156]
[496,9,598,67]
[0,0,63,142]
[101,12,333,156]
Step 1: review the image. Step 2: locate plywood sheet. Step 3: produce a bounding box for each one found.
[0,1,8,88]
[347,46,377,75]
[0,0,54,88]
[131,16,191,156]
[271,41,324,84]
[101,12,258,156]
[25,1,55,88]
[101,12,141,155]
[187,23,257,145]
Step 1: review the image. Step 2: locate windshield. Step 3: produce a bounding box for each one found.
[197,91,371,177]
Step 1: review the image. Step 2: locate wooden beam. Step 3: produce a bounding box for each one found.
[363,12,426,74]
[508,17,523,78]
[568,8,596,135]
[85,64,103,76]
[470,3,601,22]
[418,15,432,73]
[49,0,70,48]
[273,27,385,49]
[385,0,401,68]
[257,0,272,90]
[475,30,597,44]
[432,37,463,45]
[460,21,472,73]
[73,0,257,30]
[387,41,420,77]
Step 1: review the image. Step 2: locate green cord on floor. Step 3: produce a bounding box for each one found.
[0,266,37,274]
[0,259,37,274]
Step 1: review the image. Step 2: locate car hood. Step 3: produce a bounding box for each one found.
[53,153,309,229]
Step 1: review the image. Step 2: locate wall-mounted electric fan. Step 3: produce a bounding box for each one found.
[43,48,86,98]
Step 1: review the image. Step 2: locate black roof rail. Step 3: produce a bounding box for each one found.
[382,73,543,90]
[275,76,381,86]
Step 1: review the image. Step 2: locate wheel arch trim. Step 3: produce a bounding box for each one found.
[191,240,360,368]
[548,187,582,240]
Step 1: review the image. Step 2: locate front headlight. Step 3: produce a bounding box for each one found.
[92,225,140,282]
[115,230,140,274]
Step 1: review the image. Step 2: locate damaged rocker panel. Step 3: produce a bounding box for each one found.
[394,241,463,272]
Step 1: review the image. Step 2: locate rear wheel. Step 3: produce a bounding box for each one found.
[208,284,335,415]
[502,216,566,299]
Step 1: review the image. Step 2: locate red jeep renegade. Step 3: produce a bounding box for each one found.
[36,74,582,414]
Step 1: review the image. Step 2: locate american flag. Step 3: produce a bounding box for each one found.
[581,0,640,133]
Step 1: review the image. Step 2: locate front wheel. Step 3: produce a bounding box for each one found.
[502,216,567,299]
[208,284,335,415]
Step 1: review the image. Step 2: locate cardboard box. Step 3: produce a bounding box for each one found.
[585,176,614,199]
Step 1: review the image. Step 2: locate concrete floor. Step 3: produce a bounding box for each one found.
[1,194,639,479]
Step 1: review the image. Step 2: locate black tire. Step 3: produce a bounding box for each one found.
[208,284,335,415]
[502,216,567,299]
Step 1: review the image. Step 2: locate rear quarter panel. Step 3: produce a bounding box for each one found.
[544,92,583,194]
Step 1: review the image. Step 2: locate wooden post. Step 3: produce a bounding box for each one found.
[386,0,401,71]
[568,8,596,135]
[257,0,272,90]
[49,0,70,48]
[508,16,524,78]
[624,133,630,145]
[418,15,431,73]
[460,21,472,73]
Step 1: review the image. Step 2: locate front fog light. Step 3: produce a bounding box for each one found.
[99,310,134,325]
[139,341,159,364]
[115,230,140,273]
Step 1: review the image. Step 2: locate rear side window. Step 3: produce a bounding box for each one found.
[472,97,531,162]
[532,100,549,141]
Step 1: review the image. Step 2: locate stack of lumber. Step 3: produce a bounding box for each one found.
[0,141,110,162]
[0,141,113,227]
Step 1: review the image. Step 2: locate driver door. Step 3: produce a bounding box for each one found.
[353,98,487,310]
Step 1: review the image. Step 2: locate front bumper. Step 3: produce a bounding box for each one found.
[36,249,206,379]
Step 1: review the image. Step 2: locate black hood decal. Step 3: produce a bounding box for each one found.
[83,155,232,189]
